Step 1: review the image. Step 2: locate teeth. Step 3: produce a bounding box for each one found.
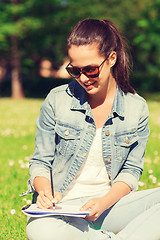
[85,82,93,86]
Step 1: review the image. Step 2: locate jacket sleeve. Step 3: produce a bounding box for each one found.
[113,99,150,191]
[29,91,56,191]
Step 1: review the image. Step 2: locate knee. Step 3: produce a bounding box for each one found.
[26,216,89,240]
[26,217,61,240]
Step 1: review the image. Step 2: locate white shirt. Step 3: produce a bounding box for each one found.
[62,128,111,201]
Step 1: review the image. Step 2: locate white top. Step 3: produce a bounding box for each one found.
[62,128,111,201]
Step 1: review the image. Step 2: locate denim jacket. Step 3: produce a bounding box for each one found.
[26,81,150,197]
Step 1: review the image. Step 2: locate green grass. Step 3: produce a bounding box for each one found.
[140,97,160,189]
[0,94,160,239]
[0,98,43,240]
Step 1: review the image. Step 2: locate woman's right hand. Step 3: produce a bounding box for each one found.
[37,190,62,209]
[33,176,62,209]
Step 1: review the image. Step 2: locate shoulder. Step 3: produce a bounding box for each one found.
[41,81,79,112]
[49,81,75,95]
[125,92,148,108]
[43,81,76,102]
[126,92,146,102]
[124,92,149,117]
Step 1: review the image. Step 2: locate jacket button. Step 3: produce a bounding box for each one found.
[65,130,70,136]
[125,136,130,144]
[105,131,110,136]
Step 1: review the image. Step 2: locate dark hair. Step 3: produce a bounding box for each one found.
[67,19,135,94]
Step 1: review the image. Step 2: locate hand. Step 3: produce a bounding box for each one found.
[34,176,62,209]
[37,190,62,209]
[81,196,108,221]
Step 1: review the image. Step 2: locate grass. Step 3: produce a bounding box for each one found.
[0,98,43,240]
[0,94,160,239]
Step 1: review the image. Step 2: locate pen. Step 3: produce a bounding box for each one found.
[50,169,55,208]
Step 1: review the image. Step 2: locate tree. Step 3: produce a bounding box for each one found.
[132,0,160,91]
[0,0,45,98]
[0,0,158,97]
[0,0,74,98]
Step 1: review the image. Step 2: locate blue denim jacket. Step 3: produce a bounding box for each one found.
[27,81,150,197]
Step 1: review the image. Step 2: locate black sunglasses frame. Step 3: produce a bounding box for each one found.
[66,57,108,79]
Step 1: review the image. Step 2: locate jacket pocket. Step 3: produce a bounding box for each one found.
[55,122,81,155]
[114,130,139,161]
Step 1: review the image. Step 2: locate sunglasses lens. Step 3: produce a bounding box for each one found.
[66,67,80,78]
[66,65,100,79]
[83,66,99,78]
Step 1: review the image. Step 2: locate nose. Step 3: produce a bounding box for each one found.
[79,73,89,83]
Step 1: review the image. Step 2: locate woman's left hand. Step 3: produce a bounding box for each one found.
[80,182,131,221]
[80,196,108,221]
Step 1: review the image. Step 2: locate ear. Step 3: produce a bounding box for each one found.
[108,51,117,67]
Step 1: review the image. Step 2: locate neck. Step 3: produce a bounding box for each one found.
[88,78,117,109]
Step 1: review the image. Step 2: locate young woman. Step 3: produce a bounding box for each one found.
[26,19,160,240]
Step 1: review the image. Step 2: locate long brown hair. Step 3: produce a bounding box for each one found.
[67,19,135,94]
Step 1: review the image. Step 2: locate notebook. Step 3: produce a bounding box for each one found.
[22,203,90,218]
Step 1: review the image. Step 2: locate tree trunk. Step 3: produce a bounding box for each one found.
[11,35,24,99]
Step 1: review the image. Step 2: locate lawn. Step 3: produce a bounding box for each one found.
[0,94,160,239]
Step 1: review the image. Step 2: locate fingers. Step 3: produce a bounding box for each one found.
[84,204,99,221]
[36,191,62,209]
[85,208,99,221]
[81,199,94,211]
[37,190,53,209]
[85,214,98,221]
[80,199,96,218]
[54,192,62,203]
[81,198,104,221]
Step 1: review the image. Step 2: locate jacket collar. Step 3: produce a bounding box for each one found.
[111,86,125,118]
[67,81,125,118]
[67,81,89,111]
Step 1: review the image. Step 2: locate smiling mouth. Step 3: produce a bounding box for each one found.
[84,81,96,87]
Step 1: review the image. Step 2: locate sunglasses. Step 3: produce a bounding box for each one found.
[66,57,108,79]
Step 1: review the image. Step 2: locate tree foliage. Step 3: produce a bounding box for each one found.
[0,0,159,97]
[131,0,160,91]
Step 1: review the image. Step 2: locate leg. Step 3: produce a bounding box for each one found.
[26,215,114,240]
[26,215,90,240]
[26,196,114,240]
[117,203,160,240]
[91,187,160,233]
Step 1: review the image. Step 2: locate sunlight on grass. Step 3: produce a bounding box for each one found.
[0,95,160,239]
[0,98,43,239]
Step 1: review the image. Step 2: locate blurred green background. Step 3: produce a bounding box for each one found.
[0,0,160,99]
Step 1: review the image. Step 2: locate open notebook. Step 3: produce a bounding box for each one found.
[22,203,90,218]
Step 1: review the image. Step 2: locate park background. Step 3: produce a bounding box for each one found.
[0,0,160,239]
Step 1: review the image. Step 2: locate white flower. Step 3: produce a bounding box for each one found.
[10,209,16,214]
[20,163,26,168]
[154,157,159,164]
[2,128,12,136]
[25,156,30,161]
[22,145,28,150]
[152,177,157,184]
[149,175,154,179]
[138,181,145,187]
[144,158,151,163]
[25,162,29,168]
[148,169,153,174]
[26,200,32,204]
[9,160,14,166]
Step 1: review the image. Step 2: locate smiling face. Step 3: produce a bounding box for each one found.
[68,44,117,100]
